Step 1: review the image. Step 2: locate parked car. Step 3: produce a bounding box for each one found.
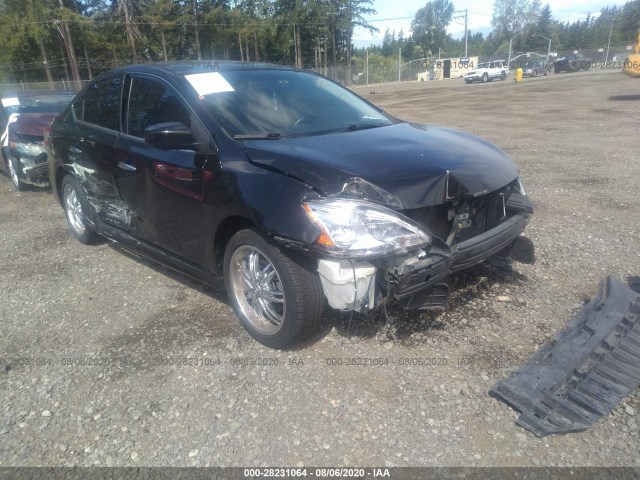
[464,60,509,83]
[554,54,592,73]
[1,90,75,190]
[523,60,550,77]
[48,63,534,348]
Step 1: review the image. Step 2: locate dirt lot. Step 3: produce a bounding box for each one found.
[1,69,639,469]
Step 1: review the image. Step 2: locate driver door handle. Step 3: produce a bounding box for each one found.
[118,161,137,172]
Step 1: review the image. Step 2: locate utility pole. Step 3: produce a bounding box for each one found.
[453,9,468,57]
[398,47,401,83]
[55,0,81,90]
[605,22,613,63]
[366,49,369,85]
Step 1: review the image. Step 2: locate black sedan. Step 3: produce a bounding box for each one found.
[1,90,75,190]
[47,62,534,348]
[554,54,592,73]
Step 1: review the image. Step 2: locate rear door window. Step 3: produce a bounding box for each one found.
[83,76,123,131]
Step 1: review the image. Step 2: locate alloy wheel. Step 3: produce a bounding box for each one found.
[229,245,286,335]
[63,183,86,236]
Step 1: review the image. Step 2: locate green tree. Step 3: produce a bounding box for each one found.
[491,0,541,42]
[411,0,455,52]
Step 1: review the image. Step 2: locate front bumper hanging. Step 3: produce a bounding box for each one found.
[490,276,640,437]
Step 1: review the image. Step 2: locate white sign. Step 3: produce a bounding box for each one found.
[598,48,604,53]
[1,97,19,107]
[185,72,234,96]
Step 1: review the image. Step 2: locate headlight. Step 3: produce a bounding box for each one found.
[303,198,431,258]
[514,176,527,196]
[11,141,46,158]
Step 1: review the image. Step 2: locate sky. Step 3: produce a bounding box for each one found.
[353,0,628,47]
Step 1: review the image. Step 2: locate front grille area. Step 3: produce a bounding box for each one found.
[404,178,521,246]
[23,159,49,178]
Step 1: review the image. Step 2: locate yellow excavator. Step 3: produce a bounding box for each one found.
[623,30,640,77]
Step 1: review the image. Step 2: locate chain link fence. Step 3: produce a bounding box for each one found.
[0,80,87,95]
[506,45,635,68]
[1,45,634,93]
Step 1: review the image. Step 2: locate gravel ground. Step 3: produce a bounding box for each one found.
[0,68,639,468]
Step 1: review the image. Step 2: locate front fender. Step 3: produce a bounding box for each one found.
[203,159,322,274]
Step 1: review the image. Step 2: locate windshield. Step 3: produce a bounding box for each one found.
[191,69,392,138]
[1,93,74,115]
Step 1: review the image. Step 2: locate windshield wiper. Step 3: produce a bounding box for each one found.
[234,133,282,140]
[343,122,387,132]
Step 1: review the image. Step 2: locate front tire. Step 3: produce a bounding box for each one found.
[481,73,488,83]
[224,229,324,348]
[61,175,99,244]
[8,158,26,191]
[501,71,507,81]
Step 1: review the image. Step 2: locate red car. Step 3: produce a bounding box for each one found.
[0,90,75,190]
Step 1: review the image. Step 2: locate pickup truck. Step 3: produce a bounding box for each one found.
[554,54,592,73]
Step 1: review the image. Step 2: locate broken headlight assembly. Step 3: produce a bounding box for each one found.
[303,198,431,258]
[10,140,46,158]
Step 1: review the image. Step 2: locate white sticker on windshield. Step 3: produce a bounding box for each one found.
[185,72,234,96]
[1,97,20,107]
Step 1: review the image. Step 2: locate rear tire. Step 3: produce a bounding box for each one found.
[501,71,507,81]
[224,229,324,348]
[61,175,99,244]
[482,73,488,83]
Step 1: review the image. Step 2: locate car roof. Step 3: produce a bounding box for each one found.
[104,61,296,79]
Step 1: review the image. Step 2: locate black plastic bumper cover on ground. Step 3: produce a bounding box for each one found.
[490,276,640,437]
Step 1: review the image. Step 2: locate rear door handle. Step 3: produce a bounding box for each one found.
[80,136,95,147]
[117,161,137,172]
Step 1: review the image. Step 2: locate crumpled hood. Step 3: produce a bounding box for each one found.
[10,113,57,138]
[243,123,519,209]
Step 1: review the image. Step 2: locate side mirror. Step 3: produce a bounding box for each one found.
[144,122,195,149]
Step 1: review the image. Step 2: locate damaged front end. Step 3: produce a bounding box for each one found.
[7,112,59,187]
[304,176,534,313]
[8,132,50,187]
